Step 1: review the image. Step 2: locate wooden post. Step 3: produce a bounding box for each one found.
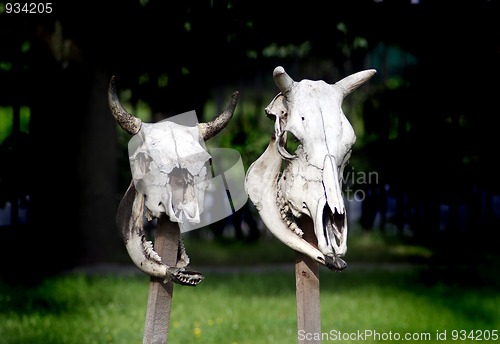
[143,215,180,344]
[295,218,321,344]
[296,253,321,344]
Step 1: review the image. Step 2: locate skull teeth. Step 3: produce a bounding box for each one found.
[290,222,303,237]
[166,268,204,286]
[143,239,162,264]
[278,196,303,238]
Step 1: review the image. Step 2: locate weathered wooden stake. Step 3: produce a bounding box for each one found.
[295,253,321,344]
[295,218,321,344]
[143,215,180,344]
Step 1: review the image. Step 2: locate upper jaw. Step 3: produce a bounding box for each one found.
[314,195,347,257]
[305,195,348,271]
[282,160,348,271]
[245,137,349,272]
[283,186,348,272]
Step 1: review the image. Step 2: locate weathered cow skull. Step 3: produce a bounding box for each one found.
[245,66,375,271]
[109,76,239,285]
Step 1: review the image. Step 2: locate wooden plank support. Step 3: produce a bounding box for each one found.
[295,252,321,344]
[143,215,180,344]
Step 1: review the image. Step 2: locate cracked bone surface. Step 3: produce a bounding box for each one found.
[109,76,239,285]
[245,66,375,271]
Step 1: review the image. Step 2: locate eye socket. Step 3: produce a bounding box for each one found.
[284,131,301,156]
[265,108,276,120]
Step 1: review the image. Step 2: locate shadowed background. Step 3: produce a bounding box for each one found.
[0,0,499,299]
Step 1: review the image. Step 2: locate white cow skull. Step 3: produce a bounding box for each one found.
[129,121,211,224]
[109,76,239,285]
[245,66,375,271]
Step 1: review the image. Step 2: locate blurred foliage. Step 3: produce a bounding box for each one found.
[1,0,500,276]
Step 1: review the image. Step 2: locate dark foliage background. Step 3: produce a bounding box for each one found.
[1,0,499,281]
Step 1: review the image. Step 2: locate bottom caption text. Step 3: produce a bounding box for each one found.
[298,329,499,341]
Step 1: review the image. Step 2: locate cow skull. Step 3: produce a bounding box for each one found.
[109,76,239,285]
[245,66,375,271]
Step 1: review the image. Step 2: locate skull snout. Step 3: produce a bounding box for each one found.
[169,167,202,222]
[322,201,347,255]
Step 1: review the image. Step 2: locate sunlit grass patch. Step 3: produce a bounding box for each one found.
[2,266,498,344]
[1,231,499,343]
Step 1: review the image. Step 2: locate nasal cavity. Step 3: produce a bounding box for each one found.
[323,203,345,237]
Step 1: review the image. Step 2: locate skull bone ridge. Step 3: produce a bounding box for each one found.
[245,66,376,271]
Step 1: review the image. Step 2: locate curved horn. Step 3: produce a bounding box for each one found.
[108,76,142,135]
[198,91,239,141]
[273,66,295,94]
[335,69,377,98]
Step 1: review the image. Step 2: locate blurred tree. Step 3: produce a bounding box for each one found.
[1,0,499,281]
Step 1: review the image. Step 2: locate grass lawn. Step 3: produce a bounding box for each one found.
[1,231,499,343]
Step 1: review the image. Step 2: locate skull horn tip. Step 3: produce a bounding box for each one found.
[364,69,377,80]
[273,66,295,94]
[273,66,286,77]
[198,90,240,141]
[108,76,142,135]
[336,69,377,98]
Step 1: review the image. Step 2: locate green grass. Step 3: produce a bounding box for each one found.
[1,266,499,344]
[1,231,499,343]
